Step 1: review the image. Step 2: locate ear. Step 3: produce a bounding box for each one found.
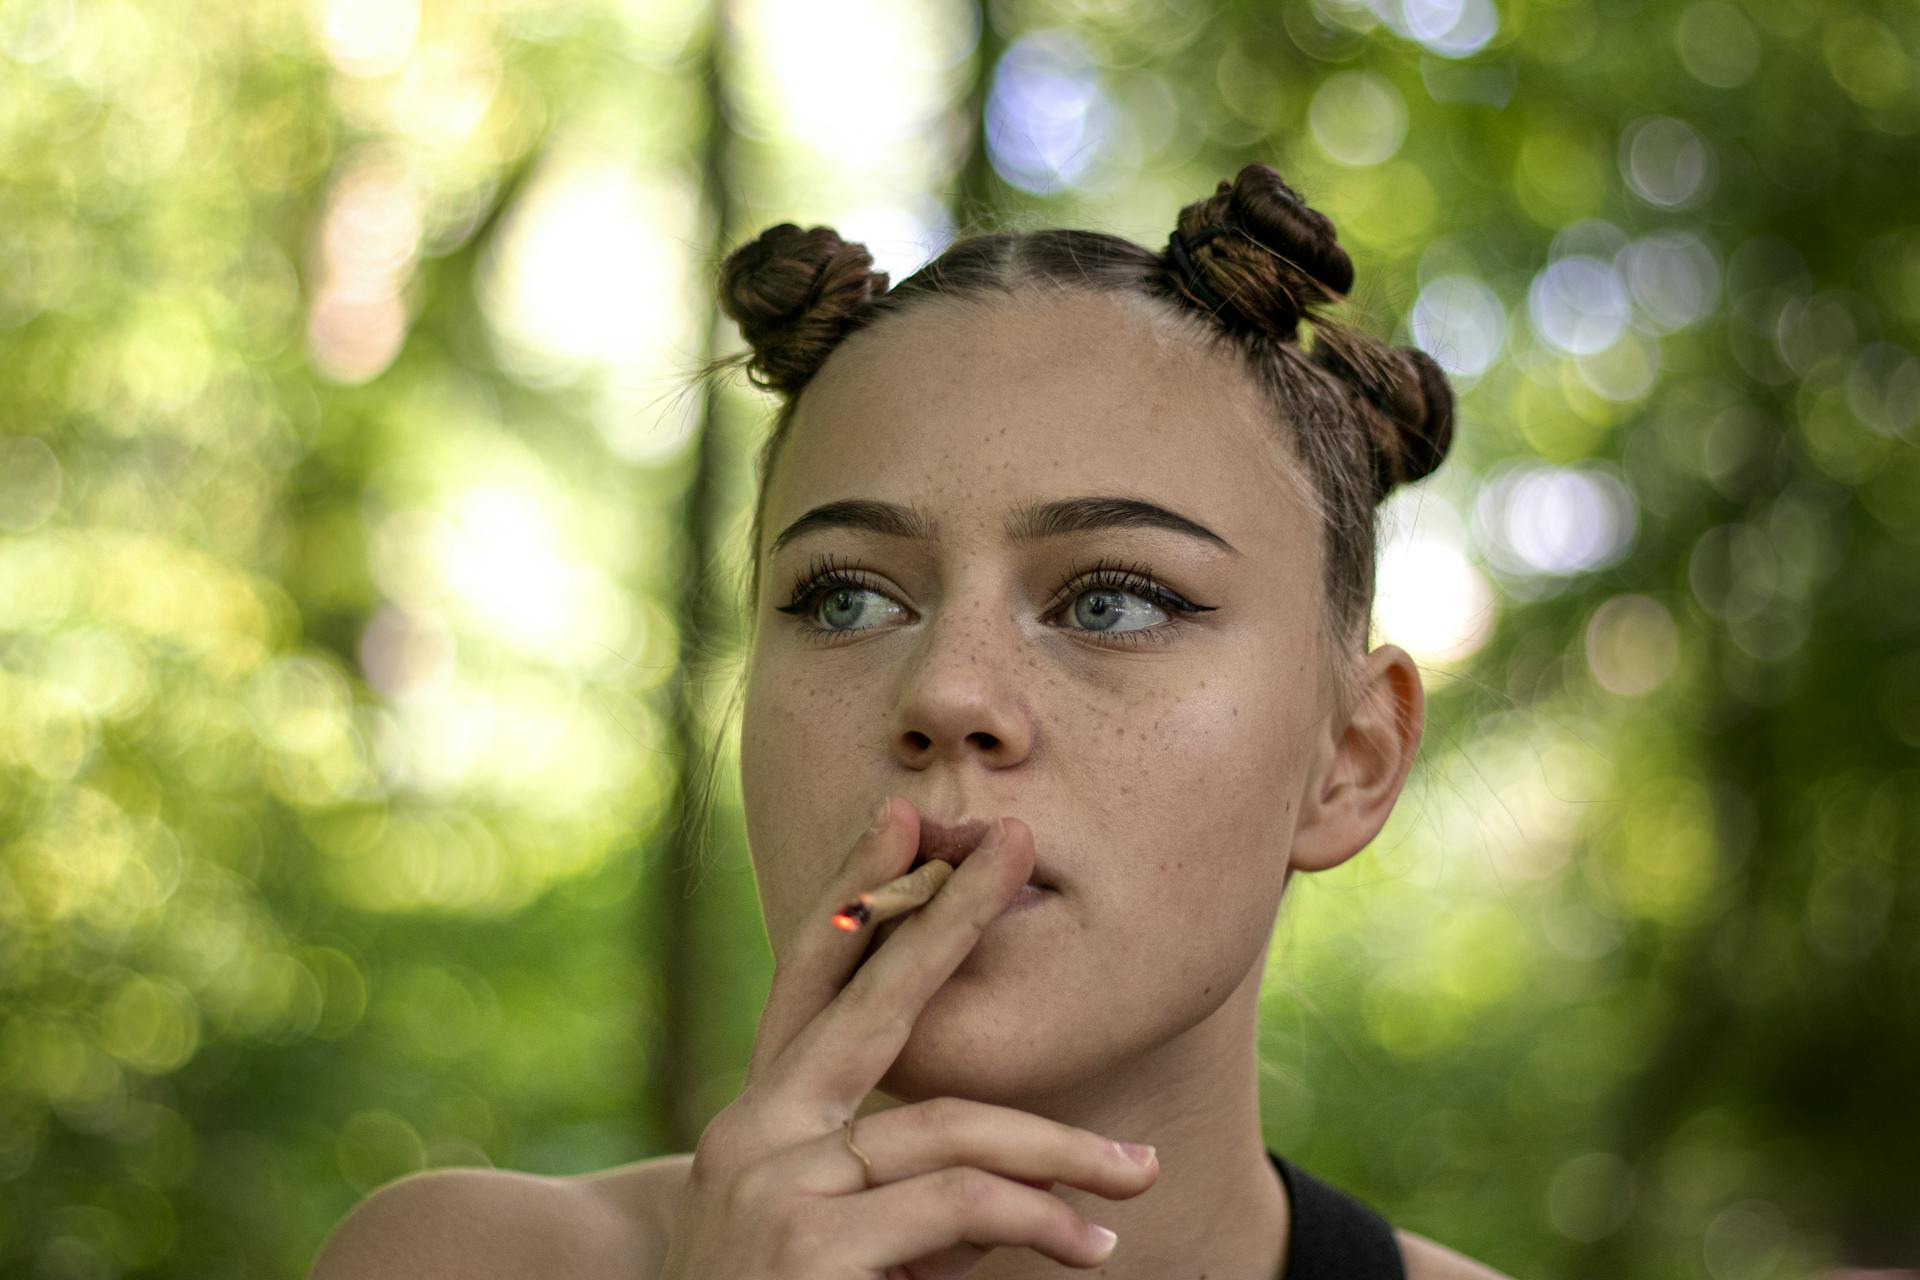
[1289,643,1425,874]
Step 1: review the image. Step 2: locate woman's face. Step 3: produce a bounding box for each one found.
[740,288,1338,1104]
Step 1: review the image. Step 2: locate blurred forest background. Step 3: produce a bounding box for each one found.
[2,0,1917,1275]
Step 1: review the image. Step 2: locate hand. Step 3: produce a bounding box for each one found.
[656,797,1158,1280]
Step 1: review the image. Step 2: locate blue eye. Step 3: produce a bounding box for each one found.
[773,555,1214,649]
[811,581,904,632]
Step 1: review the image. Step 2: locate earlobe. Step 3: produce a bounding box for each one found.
[1286,645,1425,874]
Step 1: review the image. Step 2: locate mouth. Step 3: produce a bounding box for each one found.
[857,815,1053,968]
[911,816,1051,889]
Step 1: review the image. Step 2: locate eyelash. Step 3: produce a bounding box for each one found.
[773,553,1215,649]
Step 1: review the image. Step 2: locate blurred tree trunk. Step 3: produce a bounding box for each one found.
[953,1,1008,231]
[640,0,740,1158]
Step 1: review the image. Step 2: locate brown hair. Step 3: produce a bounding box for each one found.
[702,161,1454,719]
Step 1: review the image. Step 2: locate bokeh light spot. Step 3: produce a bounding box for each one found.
[986,30,1116,194]
[1675,2,1761,88]
[1620,115,1716,209]
[1309,70,1409,167]
[1411,274,1507,379]
[1529,255,1630,355]
[1584,594,1680,698]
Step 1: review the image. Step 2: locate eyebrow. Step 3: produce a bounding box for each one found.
[769,495,1240,557]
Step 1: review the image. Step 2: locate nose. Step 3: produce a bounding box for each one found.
[890,593,1034,769]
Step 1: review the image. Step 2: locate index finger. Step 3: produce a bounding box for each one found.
[772,815,1034,1112]
[745,795,923,1084]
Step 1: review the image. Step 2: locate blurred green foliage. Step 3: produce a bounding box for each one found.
[1,0,1916,1277]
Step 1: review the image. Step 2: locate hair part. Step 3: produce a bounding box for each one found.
[698,162,1456,724]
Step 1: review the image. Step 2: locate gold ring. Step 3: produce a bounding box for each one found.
[843,1116,876,1189]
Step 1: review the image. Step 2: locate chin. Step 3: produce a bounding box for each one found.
[874,988,1090,1110]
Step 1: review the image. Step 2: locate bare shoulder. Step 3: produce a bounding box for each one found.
[567,1151,696,1241]
[307,1165,648,1280]
[1396,1227,1519,1280]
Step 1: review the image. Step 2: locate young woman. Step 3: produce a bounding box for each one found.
[311,162,1513,1280]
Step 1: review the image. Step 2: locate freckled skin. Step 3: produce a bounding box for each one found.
[738,289,1424,1280]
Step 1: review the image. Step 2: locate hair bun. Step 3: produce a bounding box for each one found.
[716,222,890,395]
[1227,163,1355,298]
[1313,341,1456,500]
[1168,163,1355,341]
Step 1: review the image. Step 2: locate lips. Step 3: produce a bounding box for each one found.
[858,814,1050,968]
[911,816,1050,888]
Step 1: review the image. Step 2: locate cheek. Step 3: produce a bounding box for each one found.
[740,661,864,940]
[740,655,829,787]
[1101,666,1302,795]
[1087,674,1304,894]
[1067,828,1283,1025]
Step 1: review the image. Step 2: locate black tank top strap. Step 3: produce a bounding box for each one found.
[1268,1149,1407,1280]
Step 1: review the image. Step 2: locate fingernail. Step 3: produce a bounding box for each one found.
[1116,1141,1156,1167]
[1088,1224,1118,1257]
[869,797,891,833]
[979,817,1007,852]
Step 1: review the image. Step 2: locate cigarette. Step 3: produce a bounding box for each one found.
[831,860,956,931]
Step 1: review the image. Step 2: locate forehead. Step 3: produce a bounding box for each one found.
[763,289,1316,567]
